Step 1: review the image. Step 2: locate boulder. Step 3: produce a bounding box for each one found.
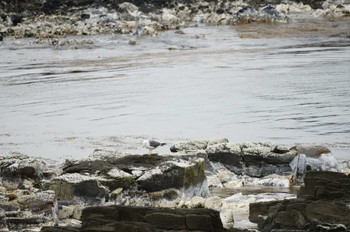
[241,142,297,165]
[206,142,297,177]
[274,209,307,229]
[0,152,48,188]
[253,171,350,232]
[50,173,108,203]
[249,200,283,223]
[80,205,225,232]
[6,216,48,230]
[298,0,324,9]
[136,157,206,192]
[206,143,243,174]
[147,188,179,201]
[17,190,55,212]
[241,143,297,177]
[298,171,350,199]
[54,153,210,202]
[304,201,350,225]
[101,168,135,190]
[170,140,209,152]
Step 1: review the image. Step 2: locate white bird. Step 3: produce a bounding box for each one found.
[143,140,166,155]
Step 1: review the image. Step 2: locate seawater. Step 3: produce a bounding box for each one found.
[1,21,350,160]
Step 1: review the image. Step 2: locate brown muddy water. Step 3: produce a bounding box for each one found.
[1,15,350,161]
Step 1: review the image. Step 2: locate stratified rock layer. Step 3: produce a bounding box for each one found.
[250,171,350,232]
[80,205,225,232]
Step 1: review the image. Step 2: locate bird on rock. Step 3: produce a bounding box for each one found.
[142,140,166,155]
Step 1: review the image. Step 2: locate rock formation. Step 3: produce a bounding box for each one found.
[78,205,225,232]
[249,171,350,232]
[0,140,348,231]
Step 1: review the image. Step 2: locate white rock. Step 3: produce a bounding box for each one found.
[220,210,234,229]
[141,26,156,36]
[58,205,74,219]
[191,196,205,207]
[53,173,97,183]
[73,205,83,220]
[224,193,243,203]
[223,180,243,188]
[205,196,222,209]
[161,9,179,24]
[131,170,143,177]
[107,168,132,178]
[254,174,291,188]
[207,138,229,146]
[206,174,223,188]
[217,170,236,183]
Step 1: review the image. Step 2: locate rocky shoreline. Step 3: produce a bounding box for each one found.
[1,0,350,44]
[0,139,349,231]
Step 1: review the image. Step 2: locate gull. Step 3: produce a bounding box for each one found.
[143,140,166,155]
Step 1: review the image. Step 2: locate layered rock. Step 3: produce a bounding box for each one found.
[0,141,347,231]
[50,173,109,204]
[298,171,350,200]
[0,153,63,231]
[79,205,225,232]
[174,141,298,177]
[249,171,350,232]
[0,152,57,188]
[51,151,209,203]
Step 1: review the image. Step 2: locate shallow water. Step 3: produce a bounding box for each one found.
[1,16,350,160]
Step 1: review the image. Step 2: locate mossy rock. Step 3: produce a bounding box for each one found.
[184,159,205,188]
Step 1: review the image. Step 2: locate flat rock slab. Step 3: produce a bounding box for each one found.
[80,205,225,232]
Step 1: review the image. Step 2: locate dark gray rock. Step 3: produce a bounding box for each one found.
[241,142,297,165]
[306,220,348,232]
[298,0,324,9]
[249,200,283,223]
[80,205,225,232]
[206,143,243,173]
[41,226,80,232]
[0,153,47,180]
[304,201,350,225]
[0,152,51,190]
[50,173,108,203]
[53,153,209,202]
[298,171,350,199]
[252,171,350,232]
[136,157,206,192]
[206,142,297,177]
